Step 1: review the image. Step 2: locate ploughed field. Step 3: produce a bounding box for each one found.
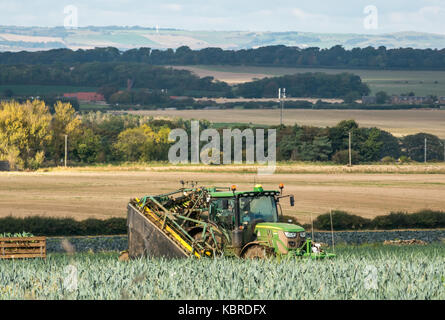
[1,245,444,299]
[1,167,445,224]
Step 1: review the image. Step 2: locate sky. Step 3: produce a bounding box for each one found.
[0,0,445,34]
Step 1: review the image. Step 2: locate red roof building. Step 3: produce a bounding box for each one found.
[63,92,105,102]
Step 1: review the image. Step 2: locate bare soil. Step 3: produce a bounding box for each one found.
[1,169,444,225]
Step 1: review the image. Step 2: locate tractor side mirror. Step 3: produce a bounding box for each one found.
[290,195,295,207]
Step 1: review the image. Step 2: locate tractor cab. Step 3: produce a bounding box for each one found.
[207,184,334,259]
[209,185,300,255]
[209,185,279,227]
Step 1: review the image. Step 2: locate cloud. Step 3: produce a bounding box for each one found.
[386,6,445,33]
[291,8,323,20]
[161,4,182,12]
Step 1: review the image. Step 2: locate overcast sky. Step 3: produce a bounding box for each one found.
[1,0,445,34]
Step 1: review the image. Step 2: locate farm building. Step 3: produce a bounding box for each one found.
[362,96,377,104]
[391,96,430,105]
[63,92,105,102]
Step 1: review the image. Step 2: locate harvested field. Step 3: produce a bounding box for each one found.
[121,109,445,139]
[1,167,445,224]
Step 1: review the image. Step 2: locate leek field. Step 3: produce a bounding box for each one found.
[1,245,444,300]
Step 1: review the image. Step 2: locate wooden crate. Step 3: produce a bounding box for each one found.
[0,237,46,259]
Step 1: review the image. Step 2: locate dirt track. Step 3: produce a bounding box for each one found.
[1,170,444,224]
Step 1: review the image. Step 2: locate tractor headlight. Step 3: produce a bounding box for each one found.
[284,232,297,238]
[299,232,306,238]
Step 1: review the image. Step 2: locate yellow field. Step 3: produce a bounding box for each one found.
[122,109,445,139]
[1,164,445,224]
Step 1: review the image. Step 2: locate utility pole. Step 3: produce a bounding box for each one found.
[348,131,352,167]
[278,88,281,125]
[278,88,286,126]
[330,209,335,253]
[424,137,427,163]
[64,135,68,167]
[282,88,286,126]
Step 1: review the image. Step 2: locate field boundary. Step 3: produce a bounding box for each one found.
[44,231,445,253]
[21,163,445,174]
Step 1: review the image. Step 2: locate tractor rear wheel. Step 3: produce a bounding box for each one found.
[243,245,273,259]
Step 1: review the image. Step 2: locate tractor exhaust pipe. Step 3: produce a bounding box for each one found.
[232,193,243,255]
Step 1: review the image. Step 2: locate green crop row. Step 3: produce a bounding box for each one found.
[0,245,444,300]
[0,232,34,238]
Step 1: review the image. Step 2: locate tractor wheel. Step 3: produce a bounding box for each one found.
[243,245,273,259]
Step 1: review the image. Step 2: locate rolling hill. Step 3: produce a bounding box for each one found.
[1,26,444,52]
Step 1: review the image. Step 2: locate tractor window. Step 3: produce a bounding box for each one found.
[210,198,235,229]
[239,196,278,223]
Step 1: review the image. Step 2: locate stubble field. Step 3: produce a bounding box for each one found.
[122,109,445,139]
[1,165,445,224]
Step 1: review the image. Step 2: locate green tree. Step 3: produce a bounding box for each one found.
[354,128,383,162]
[332,149,360,165]
[73,128,101,163]
[328,120,359,155]
[375,91,389,104]
[377,130,401,159]
[343,91,361,104]
[402,133,444,162]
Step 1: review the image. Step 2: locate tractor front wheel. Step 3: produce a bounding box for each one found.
[242,245,273,259]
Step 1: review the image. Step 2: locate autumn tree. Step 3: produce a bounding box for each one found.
[0,100,52,169]
[49,101,82,165]
[113,124,171,162]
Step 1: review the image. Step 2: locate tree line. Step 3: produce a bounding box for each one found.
[0,101,443,169]
[235,72,370,98]
[1,45,445,70]
[0,63,369,99]
[0,63,232,98]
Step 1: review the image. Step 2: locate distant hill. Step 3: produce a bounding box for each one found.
[1,26,445,52]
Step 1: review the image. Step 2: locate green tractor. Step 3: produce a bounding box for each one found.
[124,184,335,260]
